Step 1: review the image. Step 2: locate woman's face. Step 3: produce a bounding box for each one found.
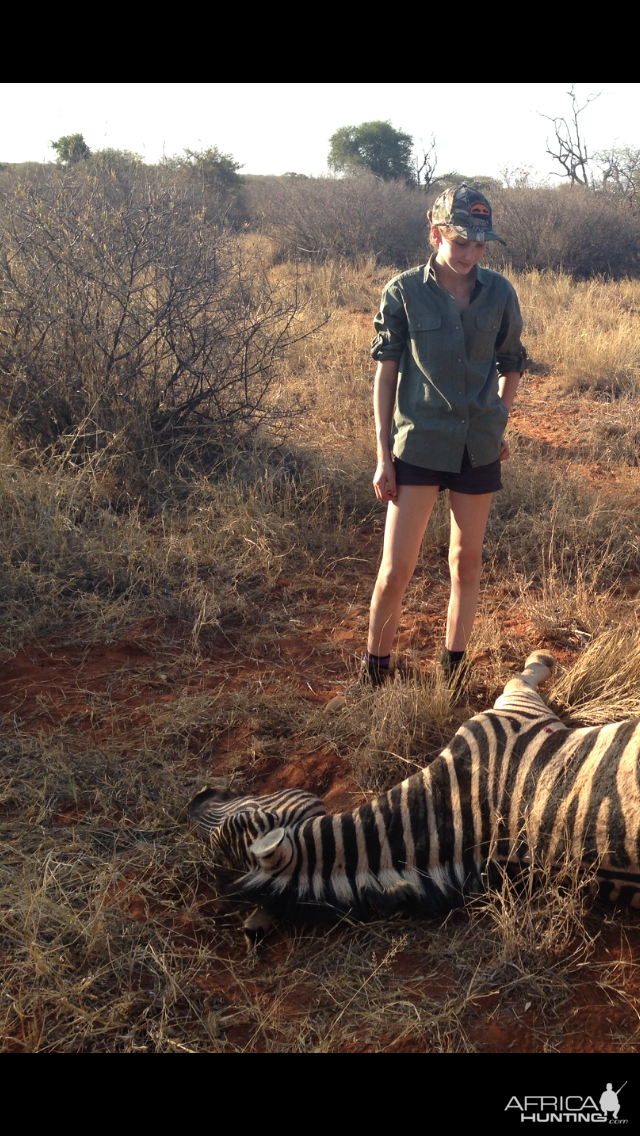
[434,230,487,275]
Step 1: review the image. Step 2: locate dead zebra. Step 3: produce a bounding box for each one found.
[190,652,640,941]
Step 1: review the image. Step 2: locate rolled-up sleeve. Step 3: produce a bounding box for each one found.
[495,286,527,374]
[371,282,408,362]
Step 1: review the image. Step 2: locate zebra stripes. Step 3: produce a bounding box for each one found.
[189,786,326,865]
[190,652,640,923]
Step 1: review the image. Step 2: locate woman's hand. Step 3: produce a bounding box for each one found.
[500,437,510,461]
[373,456,398,501]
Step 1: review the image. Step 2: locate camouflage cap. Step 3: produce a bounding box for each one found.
[431,183,506,245]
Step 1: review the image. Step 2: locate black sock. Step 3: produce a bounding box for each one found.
[362,651,391,687]
[441,648,465,675]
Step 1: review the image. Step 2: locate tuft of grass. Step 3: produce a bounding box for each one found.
[317,665,467,792]
[550,627,640,724]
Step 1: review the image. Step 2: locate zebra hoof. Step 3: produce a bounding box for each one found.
[524,651,556,673]
[243,906,275,950]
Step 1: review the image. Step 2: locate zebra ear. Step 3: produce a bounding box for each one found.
[250,827,297,874]
[250,828,285,860]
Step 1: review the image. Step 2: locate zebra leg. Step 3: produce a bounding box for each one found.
[494,651,557,713]
[511,651,555,691]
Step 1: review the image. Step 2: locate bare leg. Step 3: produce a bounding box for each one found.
[367,485,440,657]
[445,491,494,651]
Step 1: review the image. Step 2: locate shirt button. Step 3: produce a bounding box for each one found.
[454,325,459,330]
[457,357,461,362]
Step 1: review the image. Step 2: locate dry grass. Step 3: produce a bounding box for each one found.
[2,263,640,1052]
[318,668,468,792]
[1,664,637,1055]
[2,704,634,1054]
[513,270,640,395]
[550,627,640,724]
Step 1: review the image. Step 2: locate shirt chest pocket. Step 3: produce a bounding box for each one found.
[471,310,501,362]
[408,312,442,368]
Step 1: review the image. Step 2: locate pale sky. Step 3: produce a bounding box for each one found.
[2,83,639,181]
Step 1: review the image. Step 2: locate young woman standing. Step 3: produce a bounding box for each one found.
[363,184,526,685]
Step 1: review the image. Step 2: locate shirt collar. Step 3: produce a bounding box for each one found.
[424,253,437,285]
[423,253,486,292]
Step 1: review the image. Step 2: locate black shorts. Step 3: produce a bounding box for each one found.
[393,447,502,495]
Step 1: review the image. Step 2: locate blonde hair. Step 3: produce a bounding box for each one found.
[427,209,463,251]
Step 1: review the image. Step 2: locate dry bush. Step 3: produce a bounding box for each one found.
[0,164,313,464]
[246,172,427,267]
[489,185,640,278]
[282,255,386,315]
[0,429,380,655]
[246,175,640,278]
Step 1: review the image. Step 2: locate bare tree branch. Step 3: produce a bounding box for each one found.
[413,136,438,191]
[539,85,600,187]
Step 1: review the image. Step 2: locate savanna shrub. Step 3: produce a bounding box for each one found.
[487,185,640,278]
[246,171,428,266]
[0,163,308,464]
[248,173,640,278]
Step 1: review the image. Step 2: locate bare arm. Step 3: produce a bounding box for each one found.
[373,360,399,501]
[498,370,521,460]
[498,370,521,411]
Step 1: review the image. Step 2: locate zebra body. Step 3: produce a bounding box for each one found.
[190,653,640,923]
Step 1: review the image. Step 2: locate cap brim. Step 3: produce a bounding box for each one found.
[451,224,507,246]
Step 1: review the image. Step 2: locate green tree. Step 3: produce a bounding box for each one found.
[169,146,243,192]
[429,171,503,196]
[93,148,143,171]
[164,146,245,227]
[50,133,91,165]
[328,121,414,182]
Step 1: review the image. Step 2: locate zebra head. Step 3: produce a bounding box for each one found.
[189,786,326,872]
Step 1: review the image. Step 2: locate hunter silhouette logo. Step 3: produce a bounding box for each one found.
[600,1084,627,1121]
[469,201,490,217]
[504,1083,628,1123]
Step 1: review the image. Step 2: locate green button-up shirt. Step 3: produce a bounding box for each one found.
[371,257,526,472]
